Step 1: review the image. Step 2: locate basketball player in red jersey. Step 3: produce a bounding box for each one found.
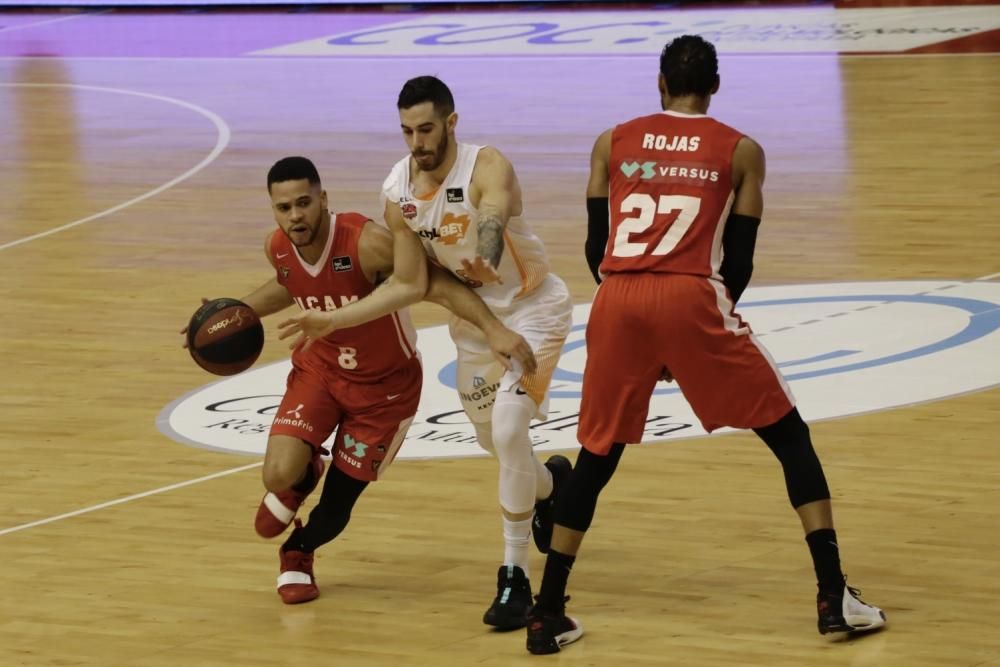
[183,157,535,604]
[525,36,886,653]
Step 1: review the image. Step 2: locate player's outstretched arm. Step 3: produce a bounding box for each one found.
[242,233,295,317]
[425,264,537,373]
[239,279,295,319]
[179,233,293,348]
[276,203,428,351]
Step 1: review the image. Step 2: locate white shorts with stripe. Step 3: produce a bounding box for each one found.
[448,273,572,424]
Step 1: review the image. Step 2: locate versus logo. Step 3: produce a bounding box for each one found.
[343,433,369,459]
[620,161,719,182]
[159,281,1000,460]
[620,161,656,179]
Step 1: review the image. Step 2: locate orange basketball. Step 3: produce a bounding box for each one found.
[187,298,264,376]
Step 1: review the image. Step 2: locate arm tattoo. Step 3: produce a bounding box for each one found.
[476,214,505,268]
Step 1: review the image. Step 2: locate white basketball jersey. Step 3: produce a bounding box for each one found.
[382,143,549,309]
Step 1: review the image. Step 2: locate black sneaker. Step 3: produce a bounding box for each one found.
[817,581,886,635]
[483,565,533,630]
[526,601,584,655]
[532,455,572,554]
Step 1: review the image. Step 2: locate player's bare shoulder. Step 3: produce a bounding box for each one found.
[472,146,517,185]
[735,134,765,160]
[474,145,510,169]
[732,134,766,187]
[471,145,522,211]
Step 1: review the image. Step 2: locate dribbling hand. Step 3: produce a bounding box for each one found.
[179,297,210,349]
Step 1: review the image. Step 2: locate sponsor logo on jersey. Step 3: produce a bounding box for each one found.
[400,199,418,220]
[279,265,290,279]
[418,213,471,246]
[293,295,360,311]
[337,433,370,469]
[437,213,470,246]
[272,403,315,433]
[332,256,353,272]
[446,188,464,203]
[337,449,362,469]
[620,161,719,183]
[343,433,369,458]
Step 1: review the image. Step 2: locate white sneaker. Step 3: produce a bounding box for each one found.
[818,582,886,634]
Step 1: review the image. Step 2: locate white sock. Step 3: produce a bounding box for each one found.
[503,516,532,577]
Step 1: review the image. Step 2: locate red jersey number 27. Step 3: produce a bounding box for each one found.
[611,193,701,258]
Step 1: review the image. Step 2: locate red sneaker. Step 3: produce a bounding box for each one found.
[277,534,319,605]
[254,451,324,538]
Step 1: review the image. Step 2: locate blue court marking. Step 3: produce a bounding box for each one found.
[436,293,1000,399]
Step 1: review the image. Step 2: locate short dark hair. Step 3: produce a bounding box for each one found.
[397,75,455,117]
[267,156,320,191]
[659,35,719,97]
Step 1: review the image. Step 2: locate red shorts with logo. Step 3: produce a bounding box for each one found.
[577,273,794,454]
[270,357,422,482]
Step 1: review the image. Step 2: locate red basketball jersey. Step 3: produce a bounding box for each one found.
[269,212,418,382]
[602,111,744,278]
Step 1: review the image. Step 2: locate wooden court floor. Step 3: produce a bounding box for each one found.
[1,25,999,667]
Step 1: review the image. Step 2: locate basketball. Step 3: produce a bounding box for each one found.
[187,298,264,376]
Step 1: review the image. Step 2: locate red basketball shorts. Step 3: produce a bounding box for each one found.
[270,358,422,482]
[577,273,794,454]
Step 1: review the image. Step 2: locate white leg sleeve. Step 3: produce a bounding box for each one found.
[492,389,549,514]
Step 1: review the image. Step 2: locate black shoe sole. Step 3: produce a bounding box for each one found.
[484,611,528,631]
[527,637,560,655]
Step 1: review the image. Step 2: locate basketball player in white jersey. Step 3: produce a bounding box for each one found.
[278,76,574,629]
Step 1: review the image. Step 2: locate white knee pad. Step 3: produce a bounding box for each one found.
[493,389,545,514]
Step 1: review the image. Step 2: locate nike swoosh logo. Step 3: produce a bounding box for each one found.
[515,388,528,395]
[386,393,401,400]
[276,252,289,259]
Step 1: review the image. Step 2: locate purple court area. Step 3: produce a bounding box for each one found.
[1,6,996,58]
[0,10,397,57]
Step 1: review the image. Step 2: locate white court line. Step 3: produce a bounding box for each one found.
[0,10,104,34]
[0,462,262,537]
[0,83,230,252]
[977,272,1000,281]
